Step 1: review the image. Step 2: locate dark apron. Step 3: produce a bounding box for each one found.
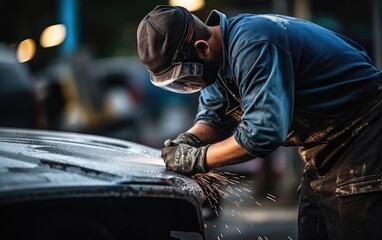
[287,82,382,240]
[285,83,382,176]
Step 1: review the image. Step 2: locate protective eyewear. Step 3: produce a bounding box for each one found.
[150,62,205,94]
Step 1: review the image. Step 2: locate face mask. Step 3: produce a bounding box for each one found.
[149,50,218,94]
[150,62,206,94]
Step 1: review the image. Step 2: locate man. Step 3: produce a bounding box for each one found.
[137,5,382,239]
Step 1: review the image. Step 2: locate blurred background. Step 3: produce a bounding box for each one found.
[0,0,381,238]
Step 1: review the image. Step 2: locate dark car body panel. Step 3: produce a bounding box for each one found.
[0,128,206,240]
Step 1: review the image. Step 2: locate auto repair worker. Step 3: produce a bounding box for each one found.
[136,5,382,240]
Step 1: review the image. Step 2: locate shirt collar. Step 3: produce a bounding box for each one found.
[205,10,233,79]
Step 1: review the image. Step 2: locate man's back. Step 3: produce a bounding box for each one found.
[225,13,382,113]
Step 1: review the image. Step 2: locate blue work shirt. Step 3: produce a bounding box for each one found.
[195,10,382,158]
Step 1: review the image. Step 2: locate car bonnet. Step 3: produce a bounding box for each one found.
[0,127,205,206]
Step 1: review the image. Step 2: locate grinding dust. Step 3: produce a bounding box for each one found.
[192,171,258,239]
[191,171,288,239]
[192,171,244,217]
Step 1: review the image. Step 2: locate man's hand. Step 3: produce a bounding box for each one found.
[164,132,203,148]
[161,144,210,175]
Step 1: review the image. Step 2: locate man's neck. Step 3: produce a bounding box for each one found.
[209,25,223,67]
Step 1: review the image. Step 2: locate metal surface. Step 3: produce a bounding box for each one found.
[0,127,204,202]
[0,127,206,239]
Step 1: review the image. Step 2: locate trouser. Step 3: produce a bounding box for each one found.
[296,86,382,239]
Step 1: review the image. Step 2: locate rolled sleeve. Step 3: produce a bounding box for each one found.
[232,41,294,158]
[195,83,239,140]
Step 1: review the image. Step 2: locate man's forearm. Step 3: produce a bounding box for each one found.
[186,122,254,169]
[206,136,254,169]
[186,121,222,145]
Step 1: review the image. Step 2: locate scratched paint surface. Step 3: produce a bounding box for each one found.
[0,127,205,206]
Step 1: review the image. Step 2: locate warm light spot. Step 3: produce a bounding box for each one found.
[17,39,36,63]
[40,24,66,48]
[168,0,205,12]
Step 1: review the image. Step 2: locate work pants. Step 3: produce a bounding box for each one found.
[297,86,382,239]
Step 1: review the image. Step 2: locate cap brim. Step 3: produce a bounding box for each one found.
[150,63,182,86]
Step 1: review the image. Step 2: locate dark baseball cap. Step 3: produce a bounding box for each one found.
[136,5,194,75]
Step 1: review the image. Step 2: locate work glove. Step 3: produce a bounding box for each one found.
[161,144,210,175]
[164,132,203,148]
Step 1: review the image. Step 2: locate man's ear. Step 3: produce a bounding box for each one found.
[193,40,209,59]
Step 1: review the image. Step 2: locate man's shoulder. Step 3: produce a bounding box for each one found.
[227,14,292,42]
[224,14,291,55]
[229,13,297,30]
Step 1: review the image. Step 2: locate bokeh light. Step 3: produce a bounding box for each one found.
[17,38,36,63]
[168,0,205,12]
[40,24,67,48]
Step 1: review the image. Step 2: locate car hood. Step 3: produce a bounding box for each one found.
[0,127,205,206]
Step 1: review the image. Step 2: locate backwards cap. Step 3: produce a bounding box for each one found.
[137,5,194,75]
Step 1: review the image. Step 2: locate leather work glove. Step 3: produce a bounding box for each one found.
[164,132,203,148]
[161,144,210,175]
